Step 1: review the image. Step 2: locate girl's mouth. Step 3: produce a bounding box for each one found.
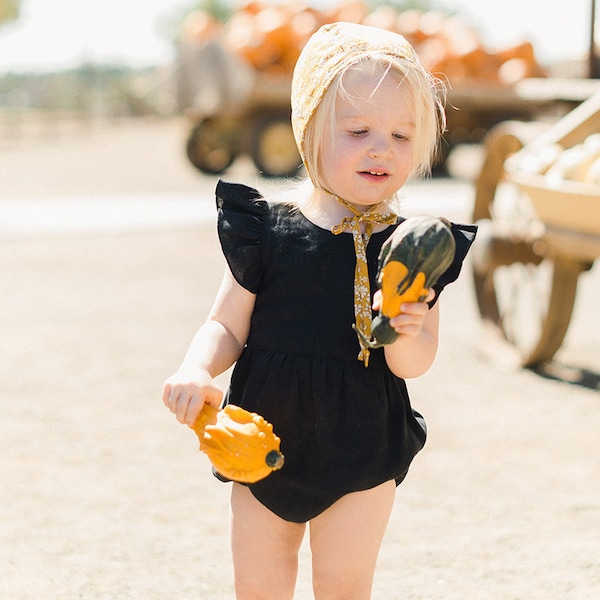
[359,170,390,182]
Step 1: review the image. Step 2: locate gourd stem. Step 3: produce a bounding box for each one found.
[352,324,384,349]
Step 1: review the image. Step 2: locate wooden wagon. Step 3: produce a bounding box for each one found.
[471,85,600,367]
[176,40,301,178]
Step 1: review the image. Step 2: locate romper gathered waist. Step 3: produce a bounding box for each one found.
[245,329,388,369]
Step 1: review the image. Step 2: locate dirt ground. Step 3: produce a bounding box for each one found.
[1,118,599,599]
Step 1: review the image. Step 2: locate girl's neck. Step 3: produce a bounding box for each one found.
[300,188,393,232]
[334,194,385,216]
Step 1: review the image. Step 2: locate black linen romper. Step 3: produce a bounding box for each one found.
[215,180,477,523]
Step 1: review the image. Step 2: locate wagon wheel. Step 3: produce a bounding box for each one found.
[472,121,585,367]
[186,119,237,175]
[250,114,301,178]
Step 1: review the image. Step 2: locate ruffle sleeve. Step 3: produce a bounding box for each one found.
[215,179,267,294]
[428,222,478,308]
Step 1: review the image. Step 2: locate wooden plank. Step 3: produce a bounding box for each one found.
[509,172,600,238]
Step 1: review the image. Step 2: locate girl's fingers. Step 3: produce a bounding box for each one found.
[371,290,382,310]
[161,382,173,408]
[175,394,193,424]
[373,288,435,313]
[162,377,223,425]
[389,303,429,337]
[184,393,209,427]
[398,300,429,316]
[163,383,184,415]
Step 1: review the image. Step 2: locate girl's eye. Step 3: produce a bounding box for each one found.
[347,130,409,141]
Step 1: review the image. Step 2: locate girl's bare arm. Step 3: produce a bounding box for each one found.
[372,290,439,379]
[383,300,439,378]
[162,268,256,426]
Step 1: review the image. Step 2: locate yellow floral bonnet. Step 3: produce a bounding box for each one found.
[291,21,419,180]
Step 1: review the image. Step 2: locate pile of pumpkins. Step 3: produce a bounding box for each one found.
[180,0,546,87]
[509,134,600,185]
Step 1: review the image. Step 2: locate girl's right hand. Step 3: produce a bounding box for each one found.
[162,369,223,427]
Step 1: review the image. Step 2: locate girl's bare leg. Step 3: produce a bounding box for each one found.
[309,481,396,600]
[230,483,306,600]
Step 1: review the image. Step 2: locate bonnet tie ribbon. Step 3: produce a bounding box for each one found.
[331,196,396,366]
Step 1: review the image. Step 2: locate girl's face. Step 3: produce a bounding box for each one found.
[320,67,415,208]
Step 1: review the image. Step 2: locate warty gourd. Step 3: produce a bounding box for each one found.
[190,403,284,484]
[354,215,456,348]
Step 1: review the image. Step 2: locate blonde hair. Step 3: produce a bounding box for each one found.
[301,56,446,193]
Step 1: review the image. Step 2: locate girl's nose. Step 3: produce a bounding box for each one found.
[368,134,392,159]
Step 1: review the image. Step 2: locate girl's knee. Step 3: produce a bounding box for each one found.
[312,572,373,600]
[233,547,300,600]
[234,576,294,600]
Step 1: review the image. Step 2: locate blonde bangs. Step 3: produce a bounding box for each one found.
[301,57,446,189]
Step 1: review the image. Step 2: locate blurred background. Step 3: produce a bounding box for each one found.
[1,0,599,178]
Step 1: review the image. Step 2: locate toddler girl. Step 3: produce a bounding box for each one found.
[163,22,477,599]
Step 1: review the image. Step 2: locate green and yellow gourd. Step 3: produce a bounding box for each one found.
[190,403,284,484]
[354,215,456,348]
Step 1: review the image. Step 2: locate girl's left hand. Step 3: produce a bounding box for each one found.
[372,289,435,338]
